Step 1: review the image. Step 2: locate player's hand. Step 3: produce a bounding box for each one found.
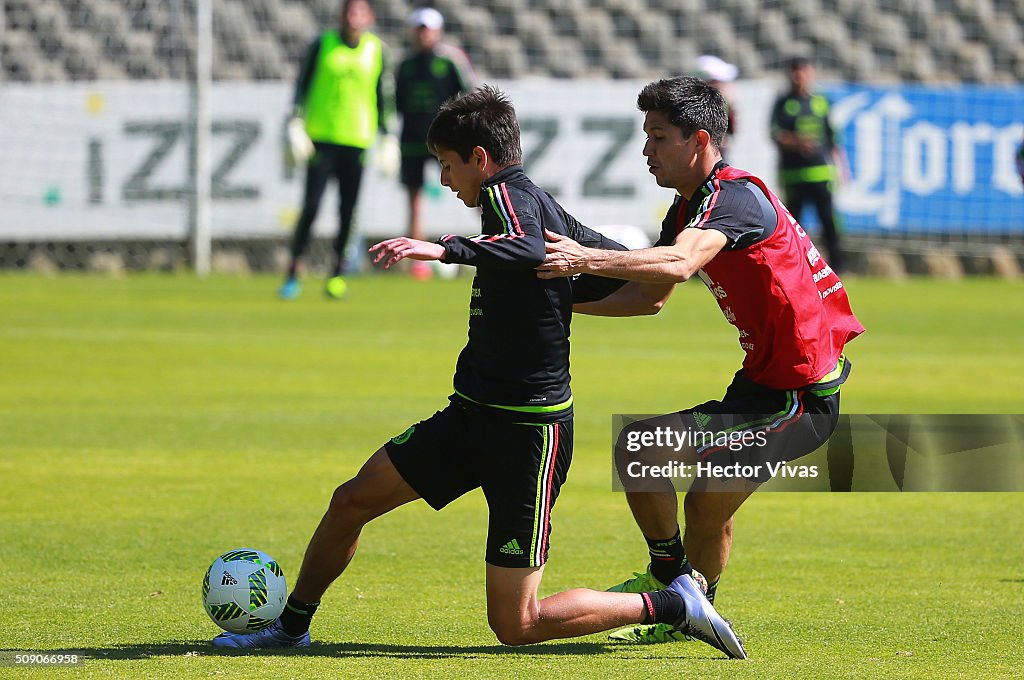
[369,237,445,269]
[797,137,816,157]
[536,229,590,279]
[286,117,314,166]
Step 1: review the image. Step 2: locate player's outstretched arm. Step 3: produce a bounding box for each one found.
[369,238,446,270]
[537,228,727,284]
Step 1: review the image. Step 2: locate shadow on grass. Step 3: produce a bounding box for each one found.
[2,640,716,661]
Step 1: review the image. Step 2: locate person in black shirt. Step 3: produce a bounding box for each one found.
[395,7,477,279]
[210,85,744,659]
[770,55,848,272]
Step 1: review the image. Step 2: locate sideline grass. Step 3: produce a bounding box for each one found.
[1,274,1022,678]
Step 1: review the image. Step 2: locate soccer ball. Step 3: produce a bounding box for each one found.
[432,260,461,279]
[202,548,287,633]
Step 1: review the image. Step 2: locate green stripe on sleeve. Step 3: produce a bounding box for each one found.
[486,186,512,235]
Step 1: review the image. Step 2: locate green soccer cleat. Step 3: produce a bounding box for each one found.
[324,275,347,299]
[607,565,710,644]
[606,565,667,593]
[609,623,691,643]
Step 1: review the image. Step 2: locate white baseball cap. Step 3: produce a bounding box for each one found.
[696,55,738,83]
[409,7,444,30]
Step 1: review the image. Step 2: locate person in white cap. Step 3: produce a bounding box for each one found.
[395,6,478,279]
[695,55,738,157]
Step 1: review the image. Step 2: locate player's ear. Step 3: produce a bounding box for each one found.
[471,145,489,170]
[694,129,712,150]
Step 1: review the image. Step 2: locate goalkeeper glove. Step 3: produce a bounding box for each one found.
[375,133,401,178]
[285,116,314,167]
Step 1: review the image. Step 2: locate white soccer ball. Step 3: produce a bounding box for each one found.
[432,260,461,279]
[202,548,287,633]
[592,224,652,251]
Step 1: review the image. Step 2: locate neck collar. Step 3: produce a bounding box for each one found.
[686,159,729,202]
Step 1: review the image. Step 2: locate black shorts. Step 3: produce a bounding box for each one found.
[619,369,842,487]
[686,371,840,480]
[400,153,436,190]
[384,400,573,568]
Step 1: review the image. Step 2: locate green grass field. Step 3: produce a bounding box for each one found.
[2,273,1022,678]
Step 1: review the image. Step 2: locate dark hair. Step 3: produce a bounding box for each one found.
[426,85,522,165]
[789,55,813,70]
[636,77,728,151]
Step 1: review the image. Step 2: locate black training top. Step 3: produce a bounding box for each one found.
[769,91,838,175]
[396,45,476,155]
[438,165,624,422]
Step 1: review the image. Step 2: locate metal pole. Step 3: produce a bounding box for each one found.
[0,0,6,86]
[189,0,213,276]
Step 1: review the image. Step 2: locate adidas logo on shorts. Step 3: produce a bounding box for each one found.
[499,539,524,555]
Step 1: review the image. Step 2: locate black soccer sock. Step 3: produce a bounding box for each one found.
[646,529,689,586]
[705,577,720,605]
[640,589,686,626]
[279,594,319,637]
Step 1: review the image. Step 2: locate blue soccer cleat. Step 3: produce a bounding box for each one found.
[211,619,310,649]
[666,574,746,659]
[279,278,302,301]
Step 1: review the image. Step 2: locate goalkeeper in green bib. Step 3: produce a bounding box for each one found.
[280,0,393,300]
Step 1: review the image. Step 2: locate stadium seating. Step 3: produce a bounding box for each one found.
[2,0,1023,84]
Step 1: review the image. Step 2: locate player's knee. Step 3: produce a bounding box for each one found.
[326,480,374,524]
[328,453,396,521]
[682,492,707,524]
[488,618,535,646]
[615,421,679,492]
[683,493,730,536]
[326,484,354,516]
[487,603,541,647]
[614,421,649,464]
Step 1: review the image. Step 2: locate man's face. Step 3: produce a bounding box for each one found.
[342,0,374,33]
[790,63,815,91]
[435,146,486,208]
[642,110,700,191]
[413,25,442,51]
